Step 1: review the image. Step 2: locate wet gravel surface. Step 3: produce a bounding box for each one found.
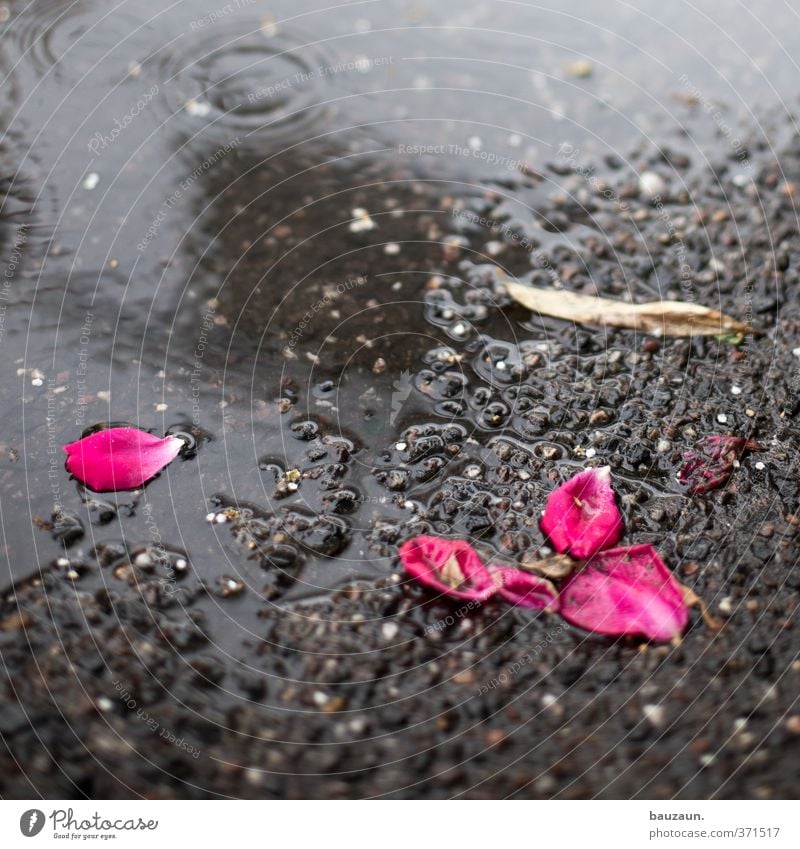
[1,0,800,798]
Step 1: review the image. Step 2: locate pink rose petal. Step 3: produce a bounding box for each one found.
[495,568,559,611]
[540,466,624,558]
[64,427,183,492]
[678,435,762,494]
[559,544,688,642]
[400,535,499,602]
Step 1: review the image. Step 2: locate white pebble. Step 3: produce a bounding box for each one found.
[451,322,467,337]
[205,513,216,523]
[642,704,666,729]
[384,242,400,255]
[97,697,113,711]
[185,98,211,117]
[83,172,100,190]
[716,413,728,424]
[395,442,407,452]
[638,171,665,198]
[755,461,765,470]
[731,386,742,395]
[381,622,399,640]
[486,241,504,256]
[585,447,597,459]
[349,208,375,233]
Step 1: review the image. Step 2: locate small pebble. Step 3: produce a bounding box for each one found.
[564,59,593,77]
[716,413,728,424]
[185,99,212,117]
[83,173,100,190]
[639,171,665,198]
[541,693,564,717]
[642,704,666,729]
[349,208,375,233]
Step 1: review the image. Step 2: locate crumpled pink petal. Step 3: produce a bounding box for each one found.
[495,568,559,611]
[64,427,183,492]
[399,535,499,601]
[559,544,688,642]
[540,466,624,559]
[678,435,762,494]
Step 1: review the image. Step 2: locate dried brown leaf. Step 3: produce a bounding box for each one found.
[503,277,752,339]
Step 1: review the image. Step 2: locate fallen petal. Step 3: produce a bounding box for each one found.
[399,535,499,602]
[496,568,559,610]
[540,466,624,558]
[559,544,689,642]
[64,427,183,492]
[678,435,762,494]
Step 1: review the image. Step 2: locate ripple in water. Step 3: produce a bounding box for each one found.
[153,21,340,151]
[1,2,148,81]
